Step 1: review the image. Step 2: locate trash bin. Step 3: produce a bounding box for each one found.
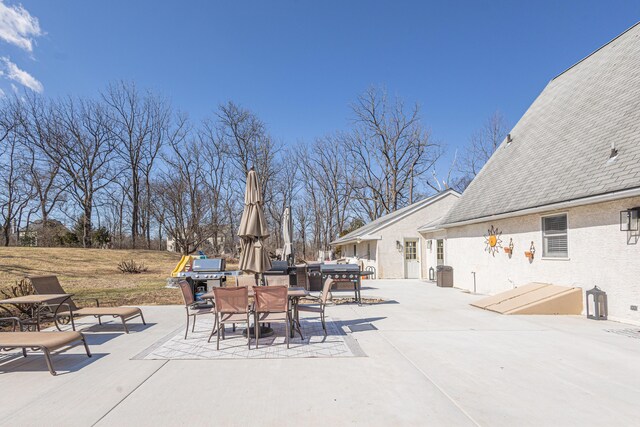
[436,265,453,287]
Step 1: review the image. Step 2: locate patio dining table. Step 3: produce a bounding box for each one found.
[200,287,309,338]
[0,294,73,331]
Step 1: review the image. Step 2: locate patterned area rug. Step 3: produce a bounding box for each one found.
[133,317,365,360]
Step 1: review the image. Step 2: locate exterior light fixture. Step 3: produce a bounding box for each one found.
[620,208,639,231]
[396,240,402,252]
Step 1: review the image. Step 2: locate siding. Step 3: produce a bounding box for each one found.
[440,196,640,324]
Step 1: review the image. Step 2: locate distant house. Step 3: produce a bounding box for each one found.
[422,23,640,324]
[331,190,460,279]
[20,219,70,247]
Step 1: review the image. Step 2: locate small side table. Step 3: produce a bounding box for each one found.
[0,294,73,331]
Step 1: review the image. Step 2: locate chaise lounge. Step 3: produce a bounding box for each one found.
[0,317,92,375]
[28,275,146,333]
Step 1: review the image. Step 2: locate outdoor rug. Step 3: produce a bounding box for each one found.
[133,317,365,360]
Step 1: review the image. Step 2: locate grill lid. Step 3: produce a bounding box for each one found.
[191,258,225,272]
[321,263,360,273]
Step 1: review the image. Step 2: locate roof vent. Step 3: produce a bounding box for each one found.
[506,134,513,144]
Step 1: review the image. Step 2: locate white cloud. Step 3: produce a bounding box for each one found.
[1,56,43,92]
[0,0,43,52]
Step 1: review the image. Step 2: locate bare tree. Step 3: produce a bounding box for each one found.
[455,111,509,191]
[41,97,116,247]
[217,102,281,203]
[14,94,69,244]
[154,124,215,255]
[346,86,440,221]
[103,81,170,248]
[198,117,230,255]
[0,128,33,246]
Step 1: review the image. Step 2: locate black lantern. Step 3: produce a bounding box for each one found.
[428,266,435,281]
[620,208,639,231]
[586,286,608,320]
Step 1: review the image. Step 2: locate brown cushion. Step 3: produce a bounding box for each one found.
[64,306,142,318]
[0,331,83,350]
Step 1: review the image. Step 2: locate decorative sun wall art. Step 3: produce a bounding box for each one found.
[484,225,503,256]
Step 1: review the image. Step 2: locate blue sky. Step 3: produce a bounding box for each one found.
[2,0,639,167]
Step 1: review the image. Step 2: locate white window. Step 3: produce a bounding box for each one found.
[542,214,568,257]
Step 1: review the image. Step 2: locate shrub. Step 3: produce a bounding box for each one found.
[117,259,148,274]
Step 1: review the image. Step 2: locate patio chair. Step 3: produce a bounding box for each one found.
[178,280,215,339]
[233,275,258,331]
[296,276,333,336]
[209,286,251,350]
[236,274,257,288]
[28,275,145,334]
[253,286,290,348]
[265,275,289,287]
[0,317,91,376]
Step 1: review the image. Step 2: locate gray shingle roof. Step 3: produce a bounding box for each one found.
[442,23,640,225]
[332,189,459,245]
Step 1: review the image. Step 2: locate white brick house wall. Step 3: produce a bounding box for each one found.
[436,196,640,324]
[336,192,459,279]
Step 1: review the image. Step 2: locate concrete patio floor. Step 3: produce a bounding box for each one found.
[1,280,640,426]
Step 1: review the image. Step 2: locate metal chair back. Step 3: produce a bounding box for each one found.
[254,286,288,313]
[213,287,249,314]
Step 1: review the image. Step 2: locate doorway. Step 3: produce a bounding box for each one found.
[404,239,419,279]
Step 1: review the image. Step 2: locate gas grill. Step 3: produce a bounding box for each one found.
[320,264,370,304]
[176,258,241,297]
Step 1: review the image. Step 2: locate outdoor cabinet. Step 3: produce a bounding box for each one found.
[307,263,323,291]
[436,265,453,288]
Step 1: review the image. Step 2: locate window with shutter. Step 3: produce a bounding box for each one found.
[542,214,568,257]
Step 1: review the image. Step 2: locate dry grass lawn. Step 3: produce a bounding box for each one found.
[0,247,186,305]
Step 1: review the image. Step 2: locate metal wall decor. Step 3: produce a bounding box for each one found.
[525,241,536,260]
[504,238,514,256]
[484,225,502,256]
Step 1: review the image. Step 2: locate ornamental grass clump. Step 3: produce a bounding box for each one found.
[117,259,148,274]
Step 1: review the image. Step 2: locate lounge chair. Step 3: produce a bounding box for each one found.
[0,317,91,376]
[253,286,290,348]
[208,286,251,349]
[178,280,214,339]
[28,275,145,333]
[296,276,333,336]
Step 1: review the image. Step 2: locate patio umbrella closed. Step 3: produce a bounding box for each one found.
[238,169,272,274]
[282,206,293,263]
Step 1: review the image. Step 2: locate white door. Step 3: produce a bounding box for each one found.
[404,239,419,279]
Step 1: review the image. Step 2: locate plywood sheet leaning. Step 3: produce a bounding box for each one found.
[471,282,548,309]
[471,283,583,315]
